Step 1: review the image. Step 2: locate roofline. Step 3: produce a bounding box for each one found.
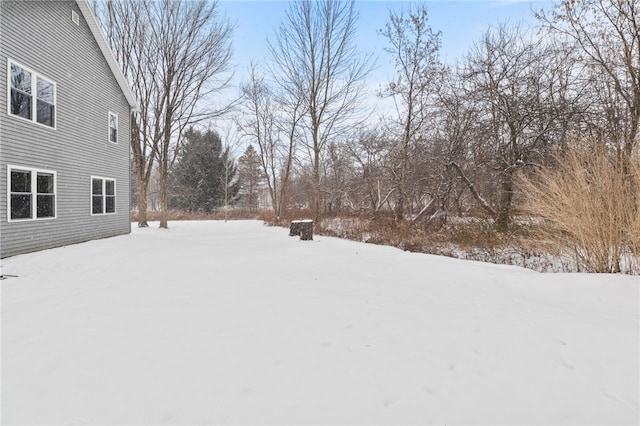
[75,0,138,111]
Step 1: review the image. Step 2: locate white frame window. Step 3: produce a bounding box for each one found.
[108,111,118,143]
[7,59,56,128]
[91,177,116,215]
[7,165,57,221]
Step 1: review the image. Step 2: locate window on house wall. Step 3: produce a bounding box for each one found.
[109,112,118,143]
[8,166,56,220]
[92,177,116,214]
[105,179,116,213]
[8,60,56,128]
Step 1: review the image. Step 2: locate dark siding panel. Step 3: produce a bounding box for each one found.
[0,1,131,258]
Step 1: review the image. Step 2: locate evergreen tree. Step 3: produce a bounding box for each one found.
[238,145,264,212]
[170,128,239,212]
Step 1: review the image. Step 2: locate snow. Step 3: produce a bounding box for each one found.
[2,220,638,425]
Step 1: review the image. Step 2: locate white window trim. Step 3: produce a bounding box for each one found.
[108,111,118,144]
[90,176,117,216]
[7,59,57,130]
[7,165,57,222]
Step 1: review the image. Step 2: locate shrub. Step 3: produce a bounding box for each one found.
[519,144,639,274]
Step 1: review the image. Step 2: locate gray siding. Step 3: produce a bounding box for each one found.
[0,1,131,258]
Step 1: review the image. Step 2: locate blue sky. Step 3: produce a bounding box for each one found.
[211,0,556,136]
[219,0,554,87]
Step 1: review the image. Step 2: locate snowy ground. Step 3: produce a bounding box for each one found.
[1,220,638,425]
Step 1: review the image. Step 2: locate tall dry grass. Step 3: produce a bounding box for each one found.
[519,144,639,274]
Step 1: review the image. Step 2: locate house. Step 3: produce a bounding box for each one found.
[0,0,137,258]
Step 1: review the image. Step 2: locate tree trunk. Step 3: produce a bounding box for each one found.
[289,220,313,240]
[158,100,173,229]
[395,161,407,222]
[136,174,149,227]
[131,114,150,228]
[158,158,169,229]
[449,162,496,217]
[495,171,514,232]
[278,126,296,221]
[299,220,313,241]
[396,90,413,223]
[313,148,322,225]
[289,220,301,236]
[158,124,170,229]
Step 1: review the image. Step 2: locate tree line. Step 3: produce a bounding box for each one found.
[237,0,638,222]
[99,0,639,272]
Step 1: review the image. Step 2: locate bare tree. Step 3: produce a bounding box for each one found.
[538,0,640,171]
[346,128,395,215]
[101,0,234,228]
[378,3,442,221]
[102,0,158,227]
[420,71,480,224]
[237,64,302,220]
[150,1,234,228]
[462,23,575,230]
[323,141,357,213]
[269,0,373,224]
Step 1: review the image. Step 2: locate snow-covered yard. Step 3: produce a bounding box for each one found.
[2,220,638,425]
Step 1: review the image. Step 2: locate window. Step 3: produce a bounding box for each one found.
[91,177,116,215]
[109,112,118,143]
[105,180,115,213]
[8,60,56,128]
[8,166,56,221]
